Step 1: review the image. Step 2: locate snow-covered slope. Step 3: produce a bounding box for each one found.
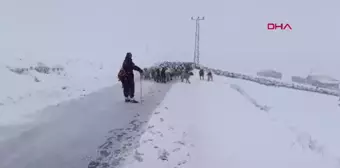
[0,58,121,127]
[118,71,340,168]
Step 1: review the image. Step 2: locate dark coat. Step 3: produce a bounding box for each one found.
[122,54,143,80]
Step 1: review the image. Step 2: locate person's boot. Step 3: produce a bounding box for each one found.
[130,97,139,103]
[125,97,130,102]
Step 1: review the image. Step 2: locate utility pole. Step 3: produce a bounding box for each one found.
[191,16,205,67]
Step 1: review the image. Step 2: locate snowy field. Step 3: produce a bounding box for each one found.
[0,57,121,127]
[120,71,340,168]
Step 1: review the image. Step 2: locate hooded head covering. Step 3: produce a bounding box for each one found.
[125,52,132,59]
[123,52,133,68]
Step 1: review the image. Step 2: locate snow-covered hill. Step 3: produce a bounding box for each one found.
[88,70,340,168]
[0,57,122,128]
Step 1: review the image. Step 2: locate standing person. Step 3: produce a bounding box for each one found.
[155,68,161,82]
[161,67,166,83]
[207,71,213,81]
[120,52,143,103]
[199,69,204,80]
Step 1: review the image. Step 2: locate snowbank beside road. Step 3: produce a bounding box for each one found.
[198,64,340,96]
[257,69,283,79]
[122,72,338,168]
[220,75,340,163]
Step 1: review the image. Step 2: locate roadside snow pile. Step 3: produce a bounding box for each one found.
[257,69,283,79]
[198,64,339,97]
[306,75,340,90]
[0,59,117,126]
[218,74,340,166]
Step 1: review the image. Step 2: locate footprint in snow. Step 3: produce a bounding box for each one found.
[142,139,153,144]
[177,160,188,166]
[99,150,111,157]
[149,130,164,137]
[172,148,181,152]
[158,149,170,161]
[133,150,144,162]
[88,161,100,168]
[174,141,185,146]
[168,126,174,131]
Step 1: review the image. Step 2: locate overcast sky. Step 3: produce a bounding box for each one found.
[0,0,339,77]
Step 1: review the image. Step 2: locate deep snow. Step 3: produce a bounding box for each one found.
[122,71,340,168]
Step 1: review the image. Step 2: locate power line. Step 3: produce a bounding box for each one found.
[191,16,205,67]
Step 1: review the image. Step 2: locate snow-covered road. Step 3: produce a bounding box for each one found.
[0,80,173,168]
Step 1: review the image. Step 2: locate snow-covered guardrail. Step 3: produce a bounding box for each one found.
[152,61,340,97]
[201,65,340,97]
